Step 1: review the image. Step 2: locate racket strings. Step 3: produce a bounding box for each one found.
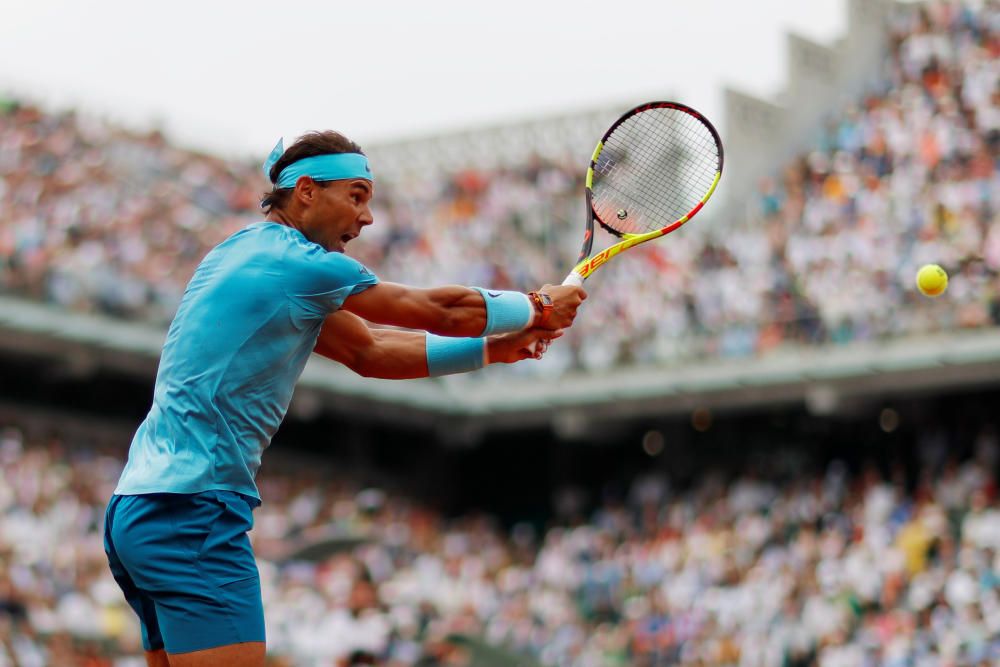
[593,107,720,235]
[626,111,718,207]
[600,114,716,231]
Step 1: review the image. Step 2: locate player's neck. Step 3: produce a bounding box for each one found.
[265,210,305,236]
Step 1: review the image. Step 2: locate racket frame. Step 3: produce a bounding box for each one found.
[563,101,723,286]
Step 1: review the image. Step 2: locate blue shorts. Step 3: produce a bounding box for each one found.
[103,491,265,653]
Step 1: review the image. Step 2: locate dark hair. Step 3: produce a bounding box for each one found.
[260,130,365,213]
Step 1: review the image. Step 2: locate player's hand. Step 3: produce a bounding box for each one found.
[534,284,587,330]
[487,328,564,364]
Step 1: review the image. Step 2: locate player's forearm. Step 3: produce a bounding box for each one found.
[423,285,587,336]
[315,309,490,378]
[315,310,561,379]
[334,328,547,379]
[365,285,538,337]
[418,286,491,337]
[350,329,433,379]
[343,283,489,335]
[343,281,584,337]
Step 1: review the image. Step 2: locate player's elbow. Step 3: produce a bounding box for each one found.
[349,357,380,378]
[335,346,376,378]
[314,339,370,376]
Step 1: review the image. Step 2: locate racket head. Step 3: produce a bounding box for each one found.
[588,101,723,238]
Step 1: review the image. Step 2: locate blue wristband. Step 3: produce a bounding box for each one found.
[426,334,485,377]
[473,288,533,336]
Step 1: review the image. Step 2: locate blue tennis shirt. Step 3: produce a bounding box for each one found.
[115,222,379,500]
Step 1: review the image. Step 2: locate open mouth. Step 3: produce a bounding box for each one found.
[341,233,355,244]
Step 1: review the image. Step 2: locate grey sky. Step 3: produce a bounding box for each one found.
[0,0,847,159]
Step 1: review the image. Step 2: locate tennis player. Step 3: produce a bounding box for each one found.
[103,130,586,667]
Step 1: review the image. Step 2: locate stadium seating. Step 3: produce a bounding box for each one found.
[0,1,998,665]
[1,417,999,665]
[0,2,996,375]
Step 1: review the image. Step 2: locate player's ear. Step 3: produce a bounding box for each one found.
[294,176,316,204]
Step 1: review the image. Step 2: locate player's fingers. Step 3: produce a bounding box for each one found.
[526,327,564,338]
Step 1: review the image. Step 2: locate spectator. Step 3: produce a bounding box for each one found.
[1,0,995,374]
[2,412,1000,666]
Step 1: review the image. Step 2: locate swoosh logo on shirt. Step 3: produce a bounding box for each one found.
[487,292,501,298]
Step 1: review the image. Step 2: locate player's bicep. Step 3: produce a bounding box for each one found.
[341,281,442,329]
[313,310,376,370]
[314,308,431,379]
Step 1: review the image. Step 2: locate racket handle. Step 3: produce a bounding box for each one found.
[525,273,583,356]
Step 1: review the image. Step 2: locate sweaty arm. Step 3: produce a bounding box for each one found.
[341,282,489,337]
[340,281,585,336]
[314,310,563,379]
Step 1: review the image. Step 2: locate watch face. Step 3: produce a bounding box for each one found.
[541,293,553,306]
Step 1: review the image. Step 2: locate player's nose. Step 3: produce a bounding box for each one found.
[359,206,374,226]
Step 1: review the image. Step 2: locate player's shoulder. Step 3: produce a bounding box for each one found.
[238,221,309,248]
[250,223,378,290]
[225,221,326,262]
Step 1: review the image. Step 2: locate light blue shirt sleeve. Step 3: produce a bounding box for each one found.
[282,240,379,318]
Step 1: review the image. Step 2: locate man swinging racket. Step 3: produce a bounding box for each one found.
[104,130,586,666]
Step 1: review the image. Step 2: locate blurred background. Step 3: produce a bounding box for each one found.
[1,0,999,665]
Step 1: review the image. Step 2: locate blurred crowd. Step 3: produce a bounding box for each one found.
[0,1,997,373]
[3,2,1000,665]
[1,419,999,667]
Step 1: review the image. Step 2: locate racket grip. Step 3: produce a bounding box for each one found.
[526,273,582,356]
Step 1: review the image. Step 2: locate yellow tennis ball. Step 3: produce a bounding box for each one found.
[916,264,948,297]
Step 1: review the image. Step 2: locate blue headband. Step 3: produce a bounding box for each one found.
[262,138,374,189]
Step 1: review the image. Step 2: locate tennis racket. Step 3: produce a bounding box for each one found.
[560,101,724,287]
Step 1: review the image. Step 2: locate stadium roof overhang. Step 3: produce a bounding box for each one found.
[2,295,1000,438]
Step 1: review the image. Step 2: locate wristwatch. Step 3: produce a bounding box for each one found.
[528,291,554,327]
